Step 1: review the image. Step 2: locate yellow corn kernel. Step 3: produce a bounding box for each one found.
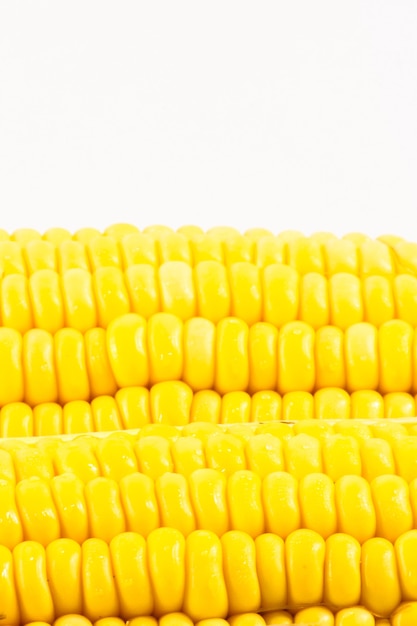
[299,473,337,539]
[1,274,33,333]
[190,390,222,423]
[135,435,174,478]
[62,401,94,435]
[84,328,118,399]
[0,402,33,437]
[115,387,151,429]
[205,433,246,476]
[29,270,64,333]
[0,480,23,549]
[315,326,345,389]
[255,236,285,267]
[254,534,286,612]
[359,240,394,277]
[299,272,329,329]
[251,390,281,422]
[225,423,255,443]
[119,472,159,537]
[110,532,153,619]
[344,232,372,245]
[294,606,334,624]
[148,313,183,385]
[157,232,192,264]
[183,318,215,391]
[263,472,300,539]
[106,313,149,388]
[0,240,26,274]
[12,228,42,244]
[149,381,191,426]
[129,619,158,626]
[394,530,417,604]
[177,225,204,239]
[188,468,228,536]
[229,262,262,326]
[125,264,160,318]
[0,328,24,406]
[87,235,122,271]
[393,436,417,483]
[24,240,57,274]
[73,227,101,245]
[314,388,350,420]
[34,403,63,437]
[58,240,90,273]
[194,261,231,323]
[0,545,20,626]
[379,320,413,394]
[92,395,122,433]
[261,611,292,625]
[324,533,361,609]
[61,269,97,332]
[184,530,228,621]
[324,239,359,275]
[385,392,416,418]
[224,235,254,265]
[283,391,314,422]
[227,470,264,538]
[82,538,119,621]
[94,619,125,626]
[245,433,284,478]
[15,477,60,546]
[392,602,417,626]
[103,224,139,240]
[329,274,363,330]
[159,261,196,320]
[143,224,173,236]
[137,423,180,440]
[360,438,396,483]
[221,392,251,424]
[93,267,130,328]
[295,419,333,440]
[288,237,325,275]
[248,323,278,394]
[370,421,408,445]
[284,434,322,478]
[228,615,266,626]
[147,527,185,617]
[345,323,378,392]
[215,318,249,395]
[42,227,71,245]
[222,530,261,615]
[322,435,361,482]
[394,275,417,327]
[278,322,315,394]
[171,437,205,476]
[95,435,138,481]
[351,390,384,419]
[191,234,225,264]
[54,436,99,482]
[120,233,158,267]
[361,537,401,617]
[363,276,395,327]
[372,475,413,543]
[55,329,90,405]
[46,539,82,617]
[335,607,376,625]
[263,264,299,327]
[23,329,57,406]
[285,529,325,607]
[50,474,89,544]
[14,446,54,482]
[335,476,376,544]
[13,541,54,624]
[156,472,195,536]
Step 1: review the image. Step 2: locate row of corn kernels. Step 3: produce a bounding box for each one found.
[1,528,416,622]
[4,264,417,333]
[3,467,417,547]
[15,606,417,626]
[1,227,417,277]
[3,316,417,408]
[2,418,417,483]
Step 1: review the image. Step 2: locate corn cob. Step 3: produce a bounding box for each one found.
[1,528,417,623]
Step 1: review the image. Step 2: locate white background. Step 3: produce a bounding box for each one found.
[0,1,416,239]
